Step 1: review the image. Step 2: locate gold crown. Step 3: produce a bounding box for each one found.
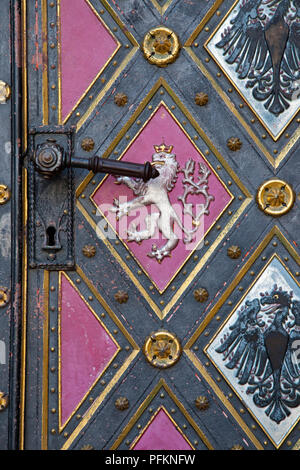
[154,143,173,153]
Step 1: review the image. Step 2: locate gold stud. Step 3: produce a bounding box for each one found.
[82,245,96,257]
[195,396,210,410]
[256,179,295,217]
[114,92,128,107]
[115,397,129,411]
[114,290,129,304]
[227,137,242,151]
[0,185,11,205]
[194,288,209,302]
[195,92,209,106]
[81,137,95,152]
[227,245,241,259]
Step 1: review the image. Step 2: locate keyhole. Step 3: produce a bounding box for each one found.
[46,226,56,247]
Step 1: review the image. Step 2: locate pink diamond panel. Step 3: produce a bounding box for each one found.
[60,274,118,427]
[60,0,118,121]
[133,408,192,450]
[93,104,232,291]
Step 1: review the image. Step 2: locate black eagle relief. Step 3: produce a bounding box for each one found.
[216,0,300,115]
[216,286,300,424]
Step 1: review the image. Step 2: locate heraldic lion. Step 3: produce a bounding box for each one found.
[110,145,195,262]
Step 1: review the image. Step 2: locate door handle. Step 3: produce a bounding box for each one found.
[27,128,159,270]
[33,139,159,181]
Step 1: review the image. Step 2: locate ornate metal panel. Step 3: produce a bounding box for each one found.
[4,0,299,451]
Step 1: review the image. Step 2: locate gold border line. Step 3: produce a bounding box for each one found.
[150,0,174,16]
[185,0,224,46]
[57,0,121,125]
[203,253,300,449]
[76,201,163,319]
[58,0,122,125]
[184,352,264,449]
[58,271,121,433]
[111,378,213,450]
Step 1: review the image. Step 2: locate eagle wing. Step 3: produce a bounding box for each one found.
[216,298,271,385]
[215,0,271,80]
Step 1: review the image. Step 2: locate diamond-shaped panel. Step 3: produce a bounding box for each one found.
[59,272,119,428]
[206,255,300,447]
[77,78,252,318]
[92,103,232,292]
[59,0,119,122]
[133,407,193,450]
[205,0,300,140]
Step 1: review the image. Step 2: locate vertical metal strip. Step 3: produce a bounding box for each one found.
[19,167,27,450]
[9,0,24,450]
[42,0,49,125]
[41,271,49,450]
[57,0,62,124]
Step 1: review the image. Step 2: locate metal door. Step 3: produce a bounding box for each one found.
[6,0,300,450]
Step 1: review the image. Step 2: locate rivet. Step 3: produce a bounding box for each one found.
[227,137,242,151]
[194,288,209,303]
[81,137,95,152]
[114,92,128,107]
[115,397,129,411]
[227,245,241,259]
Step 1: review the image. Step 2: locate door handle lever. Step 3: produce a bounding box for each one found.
[33,139,159,181]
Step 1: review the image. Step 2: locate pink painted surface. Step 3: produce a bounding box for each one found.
[133,408,192,450]
[60,0,118,120]
[60,274,118,427]
[93,104,232,291]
